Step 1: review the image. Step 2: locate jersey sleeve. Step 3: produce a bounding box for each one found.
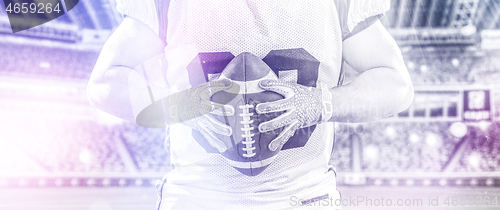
[336,0,391,40]
[115,0,159,35]
[347,0,390,32]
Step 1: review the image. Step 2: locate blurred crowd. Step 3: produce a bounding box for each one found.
[1,119,169,173]
[401,49,500,85]
[456,121,500,172]
[1,44,500,174]
[120,123,169,172]
[6,119,500,174]
[331,122,458,172]
[0,43,98,79]
[331,121,500,173]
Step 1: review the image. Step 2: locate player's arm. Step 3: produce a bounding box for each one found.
[87,16,233,149]
[87,16,166,122]
[329,20,414,122]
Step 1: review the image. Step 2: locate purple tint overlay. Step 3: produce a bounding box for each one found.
[0,43,98,79]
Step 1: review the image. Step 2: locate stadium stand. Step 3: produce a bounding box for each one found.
[1,43,499,184]
[455,122,500,172]
[336,122,459,173]
[0,119,170,174]
[18,119,126,173]
[402,49,477,86]
[0,43,99,80]
[329,124,354,172]
[330,121,500,174]
[3,0,500,189]
[120,123,169,172]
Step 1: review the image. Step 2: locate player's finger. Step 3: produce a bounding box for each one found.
[203,114,232,136]
[202,79,234,96]
[210,104,235,116]
[255,97,293,114]
[268,120,299,151]
[258,110,296,132]
[200,80,239,104]
[205,79,233,88]
[197,99,234,116]
[197,117,227,153]
[210,79,240,95]
[191,80,230,99]
[259,80,294,97]
[199,127,228,153]
[199,99,223,111]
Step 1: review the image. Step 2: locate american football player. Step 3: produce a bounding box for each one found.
[87,0,414,209]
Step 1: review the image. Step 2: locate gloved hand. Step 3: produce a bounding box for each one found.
[167,79,238,153]
[255,80,332,151]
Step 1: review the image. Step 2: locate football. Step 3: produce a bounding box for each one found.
[211,52,285,176]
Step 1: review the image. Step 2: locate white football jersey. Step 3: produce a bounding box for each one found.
[116,0,389,209]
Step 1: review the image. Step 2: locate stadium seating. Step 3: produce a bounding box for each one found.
[16,119,126,172]
[2,43,500,188]
[1,119,169,173]
[402,51,476,86]
[0,43,99,80]
[332,122,460,172]
[120,123,169,172]
[455,122,500,172]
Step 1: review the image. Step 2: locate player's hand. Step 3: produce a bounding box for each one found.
[183,114,233,153]
[256,80,332,151]
[167,80,237,153]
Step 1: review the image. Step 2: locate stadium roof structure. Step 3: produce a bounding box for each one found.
[388,0,499,30]
[1,0,500,47]
[0,0,122,49]
[383,0,500,46]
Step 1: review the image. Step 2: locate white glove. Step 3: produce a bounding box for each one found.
[167,80,237,153]
[255,80,332,151]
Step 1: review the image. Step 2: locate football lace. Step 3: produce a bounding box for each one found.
[239,104,256,157]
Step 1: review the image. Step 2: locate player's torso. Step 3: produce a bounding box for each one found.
[161,0,342,208]
[165,0,343,85]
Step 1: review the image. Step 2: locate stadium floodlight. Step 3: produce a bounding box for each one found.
[118,178,126,187]
[468,153,480,168]
[385,126,397,139]
[450,122,467,138]
[135,179,143,186]
[102,178,111,187]
[439,179,447,186]
[79,149,92,165]
[486,178,494,186]
[479,121,491,131]
[409,133,420,144]
[39,62,50,69]
[420,65,428,73]
[407,61,415,70]
[470,179,478,186]
[425,133,440,147]
[364,145,379,161]
[461,22,477,37]
[452,58,460,67]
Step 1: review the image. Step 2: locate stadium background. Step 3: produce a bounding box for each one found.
[1,0,500,209]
